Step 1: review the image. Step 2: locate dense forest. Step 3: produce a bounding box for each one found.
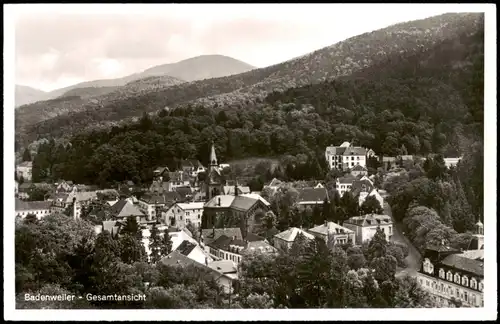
[16,13,483,144]
[29,21,484,192]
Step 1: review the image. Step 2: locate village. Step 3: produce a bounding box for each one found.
[14,141,483,307]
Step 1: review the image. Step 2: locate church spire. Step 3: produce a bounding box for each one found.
[209,141,217,166]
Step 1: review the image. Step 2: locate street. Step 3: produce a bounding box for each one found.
[384,202,421,278]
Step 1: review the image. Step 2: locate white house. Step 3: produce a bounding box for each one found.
[16,161,33,181]
[444,157,463,168]
[325,142,367,171]
[273,227,315,251]
[335,174,357,197]
[342,214,393,244]
[164,202,205,229]
[350,164,368,177]
[15,199,51,220]
[308,221,356,246]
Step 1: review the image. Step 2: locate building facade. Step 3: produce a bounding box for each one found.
[164,202,205,229]
[325,142,367,171]
[308,221,356,246]
[342,214,393,244]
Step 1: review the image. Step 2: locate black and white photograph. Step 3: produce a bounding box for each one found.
[3,3,497,321]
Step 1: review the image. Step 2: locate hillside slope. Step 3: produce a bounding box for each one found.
[15,85,49,107]
[16,13,483,145]
[29,16,483,186]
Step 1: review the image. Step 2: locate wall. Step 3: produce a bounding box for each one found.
[16,209,51,220]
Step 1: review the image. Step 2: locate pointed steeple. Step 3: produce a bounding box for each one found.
[209,141,217,166]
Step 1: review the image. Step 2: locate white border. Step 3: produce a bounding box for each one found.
[4,3,497,321]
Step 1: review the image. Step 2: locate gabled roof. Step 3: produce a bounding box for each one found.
[208,260,238,274]
[351,179,375,196]
[175,186,193,200]
[243,240,277,254]
[175,240,197,256]
[140,193,173,205]
[245,232,266,242]
[343,146,367,156]
[15,199,51,211]
[296,188,328,203]
[201,228,243,246]
[205,195,235,208]
[274,227,315,242]
[351,164,368,172]
[208,235,246,251]
[230,196,259,211]
[176,202,205,210]
[309,222,354,236]
[222,186,251,195]
[441,254,484,277]
[109,199,144,217]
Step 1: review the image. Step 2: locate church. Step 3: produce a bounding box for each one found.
[204,141,225,201]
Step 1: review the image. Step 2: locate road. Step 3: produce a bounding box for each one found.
[384,202,421,278]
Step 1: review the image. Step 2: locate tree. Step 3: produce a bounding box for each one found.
[340,191,358,220]
[119,233,147,264]
[121,217,141,240]
[22,148,32,162]
[160,229,173,257]
[360,195,384,215]
[367,227,387,260]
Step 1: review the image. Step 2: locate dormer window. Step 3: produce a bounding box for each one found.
[439,268,445,279]
[454,273,461,284]
[470,278,477,289]
[447,271,453,281]
[462,276,469,287]
[478,281,483,292]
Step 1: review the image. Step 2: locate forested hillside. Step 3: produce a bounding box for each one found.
[16,13,483,145]
[30,16,483,193]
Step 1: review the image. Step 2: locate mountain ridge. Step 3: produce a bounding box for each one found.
[15,13,484,146]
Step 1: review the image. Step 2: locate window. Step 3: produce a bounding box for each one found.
[454,273,460,284]
[464,292,468,302]
[470,278,477,289]
[478,281,483,292]
[456,288,459,297]
[426,280,429,287]
[447,271,453,281]
[472,294,476,305]
[419,279,423,285]
[439,268,445,279]
[441,283,444,292]
[462,276,469,287]
[357,156,360,160]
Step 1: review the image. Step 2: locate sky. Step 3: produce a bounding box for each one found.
[13,4,468,92]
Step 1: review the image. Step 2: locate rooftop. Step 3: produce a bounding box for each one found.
[175,240,197,256]
[201,228,243,245]
[109,199,144,217]
[309,222,354,236]
[441,254,484,277]
[296,188,328,203]
[274,227,315,242]
[345,214,392,227]
[15,199,52,211]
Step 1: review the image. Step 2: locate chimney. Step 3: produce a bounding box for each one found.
[218,197,221,206]
[212,225,215,236]
[205,257,208,266]
[324,220,328,227]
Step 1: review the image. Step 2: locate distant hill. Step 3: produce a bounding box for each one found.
[15,85,49,107]
[15,55,254,125]
[140,54,256,81]
[16,13,484,145]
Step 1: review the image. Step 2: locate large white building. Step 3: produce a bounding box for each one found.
[308,221,356,246]
[15,199,52,220]
[325,142,367,171]
[342,214,393,243]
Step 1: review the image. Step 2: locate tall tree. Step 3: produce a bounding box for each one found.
[22,148,32,162]
[121,217,141,240]
[149,225,162,264]
[160,229,173,258]
[360,195,384,215]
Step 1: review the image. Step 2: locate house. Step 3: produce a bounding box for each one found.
[109,199,146,223]
[207,260,238,283]
[444,157,463,169]
[66,191,99,219]
[173,240,213,264]
[358,189,385,208]
[335,174,357,197]
[165,171,192,192]
[350,164,368,177]
[160,251,235,294]
[314,183,325,189]
[55,180,74,193]
[15,199,52,220]
[342,214,393,244]
[222,185,251,196]
[416,242,484,308]
[207,234,274,265]
[350,178,375,197]
[308,221,356,246]
[262,178,284,195]
[16,161,33,181]
[366,148,377,158]
[325,142,367,171]
[138,193,179,222]
[179,159,206,177]
[203,194,271,238]
[201,227,244,249]
[47,192,70,213]
[273,227,315,251]
[296,188,329,209]
[175,186,194,202]
[164,202,205,229]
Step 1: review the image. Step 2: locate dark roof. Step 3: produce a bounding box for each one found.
[176,240,197,256]
[337,174,357,184]
[168,171,191,182]
[296,188,328,203]
[15,199,52,211]
[426,244,460,254]
[230,196,259,211]
[343,146,367,156]
[201,228,243,246]
[175,186,193,200]
[351,164,367,172]
[160,251,228,281]
[141,193,170,204]
[246,232,266,242]
[208,235,246,251]
[351,179,375,197]
[441,254,484,277]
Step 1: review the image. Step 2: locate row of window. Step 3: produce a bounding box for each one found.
[209,248,242,264]
[17,210,50,216]
[421,278,484,307]
[439,268,483,291]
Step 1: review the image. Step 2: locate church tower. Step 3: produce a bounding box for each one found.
[205,141,222,201]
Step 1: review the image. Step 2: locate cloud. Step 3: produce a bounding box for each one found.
[13,4,454,91]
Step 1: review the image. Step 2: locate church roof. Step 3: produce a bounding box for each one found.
[209,142,217,165]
